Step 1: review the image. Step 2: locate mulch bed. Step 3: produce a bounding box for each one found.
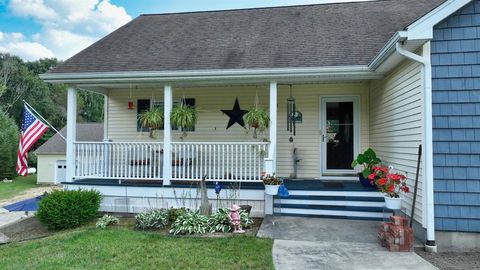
[415,248,480,270]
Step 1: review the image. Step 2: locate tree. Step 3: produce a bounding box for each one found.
[0,109,19,179]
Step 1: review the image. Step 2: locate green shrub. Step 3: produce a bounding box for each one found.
[208,208,254,233]
[0,110,19,179]
[169,211,209,235]
[96,214,119,229]
[36,189,101,230]
[135,209,169,230]
[168,207,188,222]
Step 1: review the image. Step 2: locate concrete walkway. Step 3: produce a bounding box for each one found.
[258,216,437,270]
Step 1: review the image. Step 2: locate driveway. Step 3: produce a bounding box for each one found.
[258,216,437,270]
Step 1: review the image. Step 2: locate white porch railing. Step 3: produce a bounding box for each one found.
[73,141,268,182]
[74,142,164,180]
[171,142,268,182]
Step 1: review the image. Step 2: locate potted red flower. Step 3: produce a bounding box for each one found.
[368,165,409,210]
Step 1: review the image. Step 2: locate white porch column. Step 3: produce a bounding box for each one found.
[163,85,173,185]
[267,81,278,174]
[66,87,77,182]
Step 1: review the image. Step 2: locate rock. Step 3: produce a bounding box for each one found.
[0,232,9,244]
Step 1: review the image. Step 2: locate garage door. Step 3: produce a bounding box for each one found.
[55,160,67,184]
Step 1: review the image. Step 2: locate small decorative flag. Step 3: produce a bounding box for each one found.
[16,104,49,176]
[215,182,222,194]
[279,185,289,198]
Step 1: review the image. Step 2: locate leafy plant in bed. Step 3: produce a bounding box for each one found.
[351,148,381,188]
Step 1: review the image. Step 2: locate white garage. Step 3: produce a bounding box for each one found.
[35,123,103,184]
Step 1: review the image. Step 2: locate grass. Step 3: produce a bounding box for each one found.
[0,175,37,201]
[0,227,274,270]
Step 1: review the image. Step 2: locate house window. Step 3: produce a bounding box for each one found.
[137,99,150,132]
[137,98,196,131]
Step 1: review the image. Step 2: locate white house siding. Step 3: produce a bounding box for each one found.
[106,83,370,179]
[37,154,65,184]
[369,60,424,224]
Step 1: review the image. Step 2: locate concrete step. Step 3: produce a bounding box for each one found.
[274,198,385,208]
[273,207,390,219]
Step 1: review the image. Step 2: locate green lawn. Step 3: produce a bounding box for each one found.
[0,228,274,270]
[0,175,37,201]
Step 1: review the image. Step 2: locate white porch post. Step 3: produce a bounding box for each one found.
[267,81,278,174]
[163,85,173,185]
[264,81,277,216]
[66,87,77,182]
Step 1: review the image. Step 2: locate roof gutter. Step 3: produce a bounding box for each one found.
[369,31,407,70]
[40,66,380,85]
[396,41,437,253]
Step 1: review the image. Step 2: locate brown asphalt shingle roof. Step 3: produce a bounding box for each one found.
[49,0,446,74]
[35,123,103,154]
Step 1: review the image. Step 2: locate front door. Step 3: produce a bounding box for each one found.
[320,96,359,176]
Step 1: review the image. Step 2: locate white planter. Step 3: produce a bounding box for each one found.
[265,185,280,195]
[384,195,402,210]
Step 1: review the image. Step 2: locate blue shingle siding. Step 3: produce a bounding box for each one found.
[432,0,480,232]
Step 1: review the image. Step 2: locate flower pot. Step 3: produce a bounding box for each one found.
[358,173,376,189]
[264,185,280,195]
[384,195,402,210]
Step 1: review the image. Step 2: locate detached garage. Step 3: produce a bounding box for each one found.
[35,123,103,184]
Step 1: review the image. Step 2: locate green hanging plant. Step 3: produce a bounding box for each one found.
[139,107,164,138]
[245,106,269,139]
[171,102,196,138]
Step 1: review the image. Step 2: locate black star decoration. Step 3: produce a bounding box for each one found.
[221,98,248,129]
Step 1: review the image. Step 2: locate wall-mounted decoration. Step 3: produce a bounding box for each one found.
[293,111,303,123]
[221,98,248,129]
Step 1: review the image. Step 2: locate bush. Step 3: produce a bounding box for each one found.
[208,208,254,233]
[96,214,119,229]
[169,211,209,235]
[36,189,101,230]
[168,207,188,222]
[135,209,169,230]
[0,110,19,179]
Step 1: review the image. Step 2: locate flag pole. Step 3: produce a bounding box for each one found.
[22,100,66,141]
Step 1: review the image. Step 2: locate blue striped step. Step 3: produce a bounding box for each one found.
[273,180,389,221]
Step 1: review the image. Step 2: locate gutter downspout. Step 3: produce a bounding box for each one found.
[396,42,437,253]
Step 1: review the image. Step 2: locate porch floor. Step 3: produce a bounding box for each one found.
[64,179,374,191]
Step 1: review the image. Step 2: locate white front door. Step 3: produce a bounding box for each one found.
[320,96,360,176]
[55,160,67,184]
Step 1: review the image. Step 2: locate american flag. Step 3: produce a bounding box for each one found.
[16,104,49,176]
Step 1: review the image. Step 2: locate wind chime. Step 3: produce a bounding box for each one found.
[287,84,296,142]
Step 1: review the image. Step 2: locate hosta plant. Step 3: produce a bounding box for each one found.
[96,214,119,229]
[168,207,189,222]
[169,211,209,235]
[135,209,169,230]
[208,208,254,233]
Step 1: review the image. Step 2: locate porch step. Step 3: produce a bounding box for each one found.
[273,180,390,221]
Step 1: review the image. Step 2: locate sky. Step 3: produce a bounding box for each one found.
[0,0,371,61]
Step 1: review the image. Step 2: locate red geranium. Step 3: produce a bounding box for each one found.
[369,165,409,198]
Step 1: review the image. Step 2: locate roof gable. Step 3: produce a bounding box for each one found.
[50,0,446,74]
[35,123,103,154]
